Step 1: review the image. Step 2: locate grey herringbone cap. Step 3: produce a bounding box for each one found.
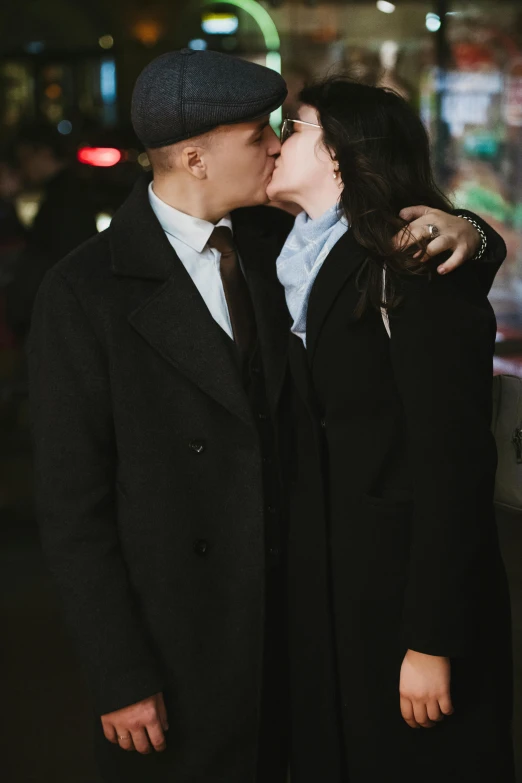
[131,49,287,148]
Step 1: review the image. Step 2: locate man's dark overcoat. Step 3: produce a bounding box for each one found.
[27,175,293,783]
[286,226,515,783]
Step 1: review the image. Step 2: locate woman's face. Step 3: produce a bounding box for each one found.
[267,105,337,206]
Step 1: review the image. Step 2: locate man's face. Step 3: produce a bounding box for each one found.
[203,117,281,210]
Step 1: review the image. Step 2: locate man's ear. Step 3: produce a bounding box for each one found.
[180,146,207,180]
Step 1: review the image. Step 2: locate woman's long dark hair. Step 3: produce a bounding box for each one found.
[299,78,453,312]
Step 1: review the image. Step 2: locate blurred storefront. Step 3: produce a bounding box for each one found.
[0,53,118,134]
[421,2,522,341]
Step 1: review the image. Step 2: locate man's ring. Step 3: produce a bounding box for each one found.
[119,735,130,741]
[427,224,440,239]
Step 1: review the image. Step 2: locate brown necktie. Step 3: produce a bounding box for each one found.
[208,226,257,359]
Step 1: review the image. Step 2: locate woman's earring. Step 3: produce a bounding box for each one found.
[333,171,338,180]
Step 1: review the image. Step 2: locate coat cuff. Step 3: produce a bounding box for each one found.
[452,208,507,266]
[401,618,476,659]
[92,665,166,716]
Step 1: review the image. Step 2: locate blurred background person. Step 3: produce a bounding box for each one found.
[5,123,97,338]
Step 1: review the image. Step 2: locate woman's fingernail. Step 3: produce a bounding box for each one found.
[438,267,446,275]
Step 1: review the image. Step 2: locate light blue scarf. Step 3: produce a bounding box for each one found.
[276,204,349,347]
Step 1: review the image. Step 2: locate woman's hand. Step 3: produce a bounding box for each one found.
[399,649,454,729]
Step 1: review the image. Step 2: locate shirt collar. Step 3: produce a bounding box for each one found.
[148,182,232,254]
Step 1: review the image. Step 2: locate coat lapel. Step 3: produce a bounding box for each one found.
[232,210,291,415]
[109,176,253,426]
[306,229,367,366]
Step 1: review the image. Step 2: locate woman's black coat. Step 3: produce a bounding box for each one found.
[27,176,293,783]
[286,228,515,783]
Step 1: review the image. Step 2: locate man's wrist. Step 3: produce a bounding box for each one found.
[457,214,488,261]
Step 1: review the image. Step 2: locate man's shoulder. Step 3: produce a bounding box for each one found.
[35,230,115,314]
[52,229,113,285]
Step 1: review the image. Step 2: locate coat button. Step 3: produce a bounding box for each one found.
[267,505,277,515]
[258,412,268,421]
[193,539,209,556]
[320,418,326,429]
[189,440,206,454]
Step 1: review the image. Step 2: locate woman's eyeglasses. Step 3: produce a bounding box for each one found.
[280,118,322,144]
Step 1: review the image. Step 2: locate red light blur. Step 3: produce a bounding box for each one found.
[77,147,122,167]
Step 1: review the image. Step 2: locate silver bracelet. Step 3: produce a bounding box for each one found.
[458,214,487,261]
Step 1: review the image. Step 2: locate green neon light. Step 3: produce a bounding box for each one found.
[203,0,280,51]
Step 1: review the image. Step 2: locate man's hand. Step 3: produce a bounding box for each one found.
[101,692,169,754]
[394,206,482,275]
[399,649,454,729]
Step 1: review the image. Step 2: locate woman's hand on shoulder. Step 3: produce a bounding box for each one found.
[393,206,481,275]
[399,649,454,729]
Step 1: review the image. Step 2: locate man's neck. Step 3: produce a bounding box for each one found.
[152,175,228,225]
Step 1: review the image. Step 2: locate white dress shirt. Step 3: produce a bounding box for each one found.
[148,182,234,339]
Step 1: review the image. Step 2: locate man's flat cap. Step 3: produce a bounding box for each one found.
[131,49,287,148]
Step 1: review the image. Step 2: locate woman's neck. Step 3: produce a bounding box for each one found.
[298,182,343,220]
